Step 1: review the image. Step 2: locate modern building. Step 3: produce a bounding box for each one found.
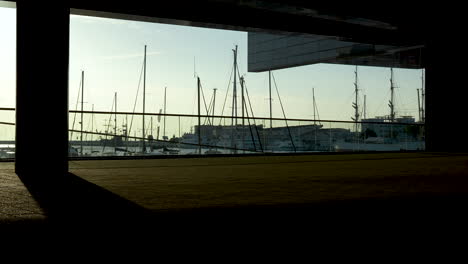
[2,0,461,175]
[1,2,467,235]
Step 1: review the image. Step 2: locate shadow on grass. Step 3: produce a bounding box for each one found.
[16,172,152,227]
[13,170,468,236]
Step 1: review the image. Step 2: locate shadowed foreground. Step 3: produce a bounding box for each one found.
[2,152,468,236]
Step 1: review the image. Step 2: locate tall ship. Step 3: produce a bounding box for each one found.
[334,67,425,152]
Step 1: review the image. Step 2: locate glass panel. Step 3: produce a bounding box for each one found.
[68,13,425,158]
[0,4,15,160]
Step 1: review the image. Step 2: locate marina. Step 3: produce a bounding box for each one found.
[67,47,425,157]
[0,44,426,159]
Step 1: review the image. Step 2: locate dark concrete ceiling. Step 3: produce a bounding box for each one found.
[4,0,431,47]
[70,0,428,46]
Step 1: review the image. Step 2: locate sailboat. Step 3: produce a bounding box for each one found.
[159,146,180,155]
[99,91,126,156]
[205,87,222,155]
[69,70,85,157]
[157,86,180,155]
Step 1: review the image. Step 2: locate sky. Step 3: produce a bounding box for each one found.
[0,6,424,140]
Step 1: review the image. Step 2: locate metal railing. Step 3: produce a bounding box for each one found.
[0,108,425,159]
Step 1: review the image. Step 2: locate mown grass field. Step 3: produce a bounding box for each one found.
[67,152,468,211]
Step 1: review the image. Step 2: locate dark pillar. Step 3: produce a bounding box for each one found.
[424,11,467,152]
[16,3,69,176]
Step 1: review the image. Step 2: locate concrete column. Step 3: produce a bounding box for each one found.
[16,3,70,175]
[424,17,467,152]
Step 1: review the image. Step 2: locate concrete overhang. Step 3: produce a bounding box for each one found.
[4,0,428,71]
[3,0,426,47]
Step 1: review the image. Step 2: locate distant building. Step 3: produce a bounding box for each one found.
[361,116,417,140]
[181,124,351,152]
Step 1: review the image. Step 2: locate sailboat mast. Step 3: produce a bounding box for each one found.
[353,66,359,133]
[363,94,367,120]
[389,68,395,122]
[241,76,245,127]
[80,70,84,156]
[313,87,316,125]
[91,104,94,153]
[269,70,272,129]
[125,113,128,154]
[163,86,166,140]
[240,76,246,152]
[232,45,238,126]
[114,92,117,153]
[417,89,421,122]
[142,45,147,152]
[212,88,217,125]
[421,69,425,123]
[313,87,317,150]
[197,77,201,154]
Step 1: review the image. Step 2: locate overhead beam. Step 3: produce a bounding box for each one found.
[67,0,423,46]
[5,0,425,46]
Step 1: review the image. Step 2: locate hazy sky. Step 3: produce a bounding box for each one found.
[0,6,424,140]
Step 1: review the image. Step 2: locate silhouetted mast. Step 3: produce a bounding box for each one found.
[421,69,425,123]
[389,68,395,122]
[163,86,167,140]
[91,104,94,153]
[311,87,321,125]
[363,94,367,120]
[271,72,296,152]
[114,92,117,153]
[232,45,238,126]
[269,70,272,129]
[80,70,85,156]
[212,88,217,125]
[142,45,147,153]
[313,87,316,125]
[240,76,246,152]
[313,87,317,150]
[150,116,153,147]
[417,89,421,122]
[197,77,202,154]
[351,66,359,132]
[241,76,245,127]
